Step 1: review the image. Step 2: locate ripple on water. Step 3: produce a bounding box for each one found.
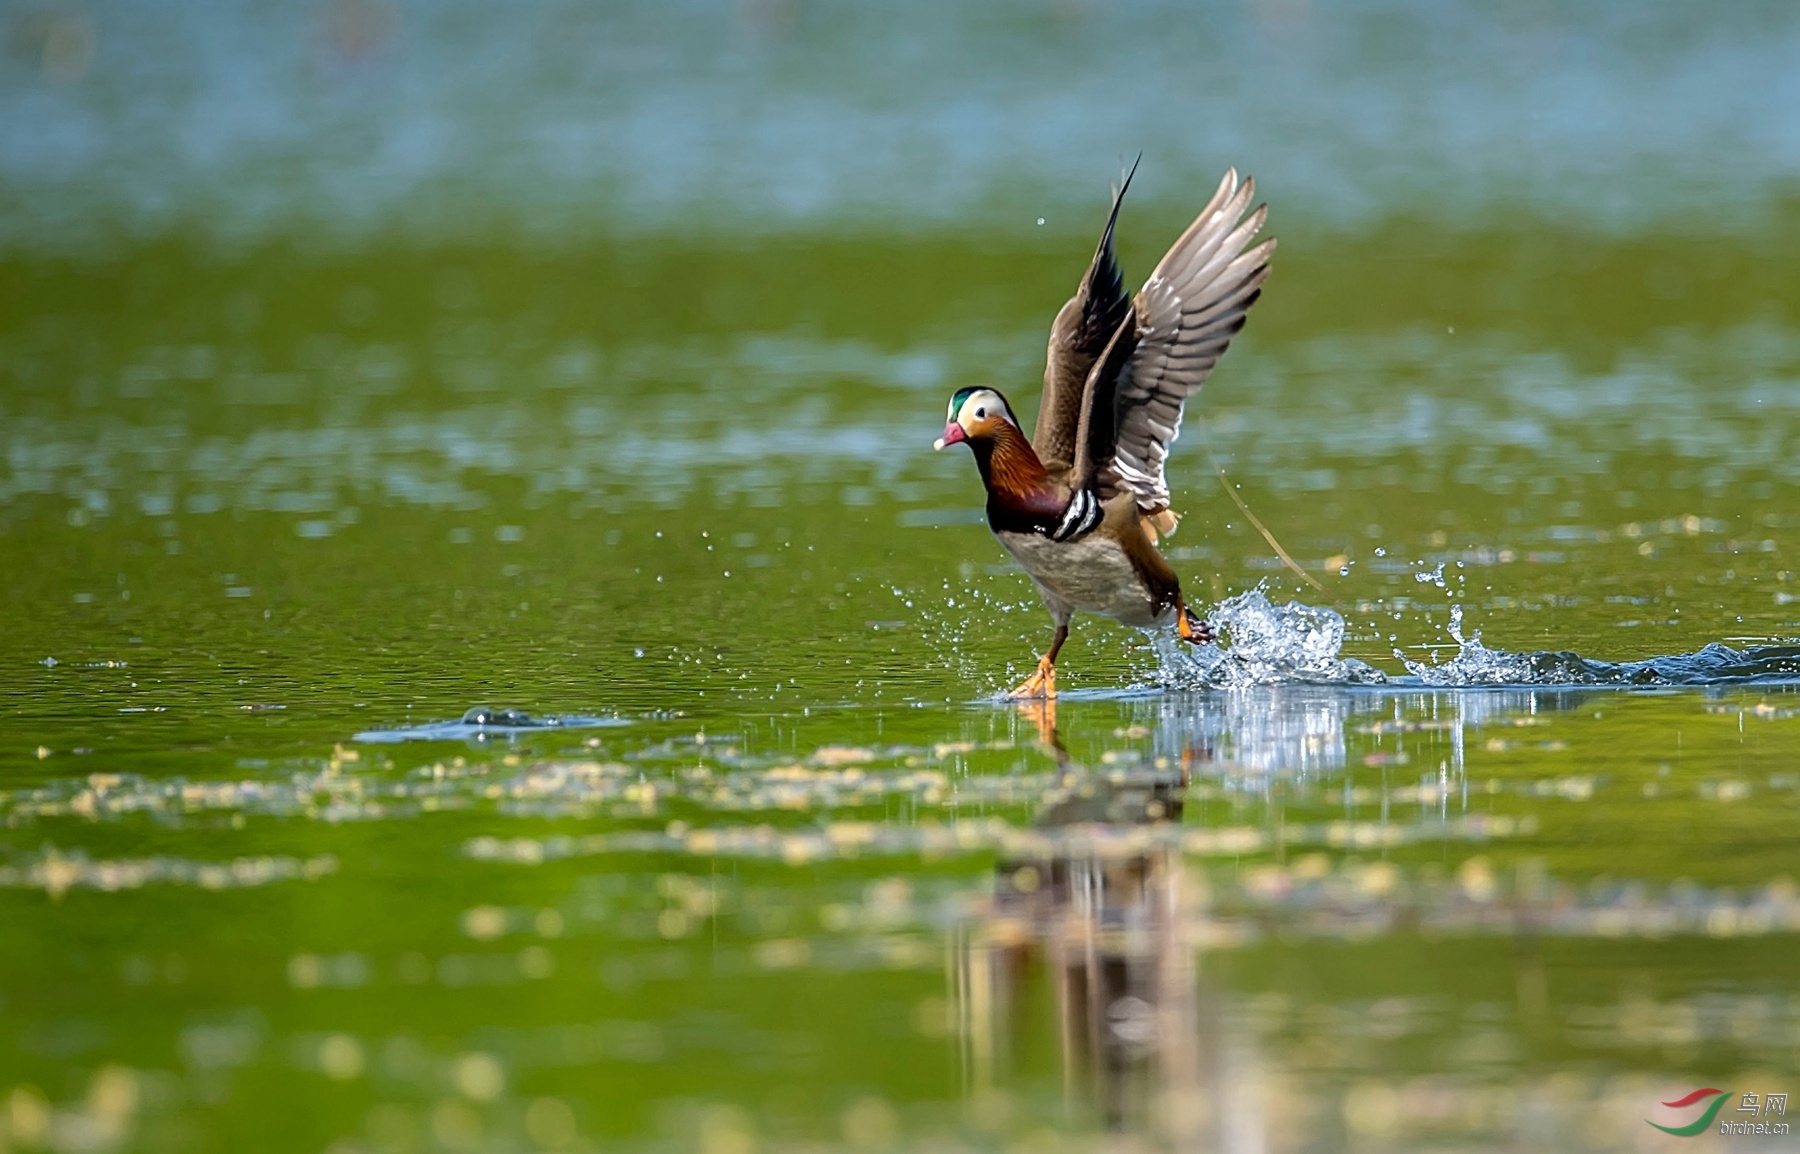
[353,707,631,744]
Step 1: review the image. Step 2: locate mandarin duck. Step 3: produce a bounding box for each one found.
[934,163,1274,698]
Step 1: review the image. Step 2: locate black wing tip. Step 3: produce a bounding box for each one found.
[1098,153,1143,242]
[1116,152,1143,203]
[1088,153,1142,296]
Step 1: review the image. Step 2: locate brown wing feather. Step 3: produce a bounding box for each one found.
[1105,169,1274,516]
[1030,159,1138,468]
[1068,310,1138,493]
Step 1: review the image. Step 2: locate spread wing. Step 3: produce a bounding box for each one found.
[1030,158,1139,468]
[1101,168,1273,515]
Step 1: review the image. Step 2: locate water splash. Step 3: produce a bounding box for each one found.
[1148,595,1800,692]
[1399,606,1539,685]
[1414,562,1449,589]
[1155,590,1386,688]
[1404,606,1800,687]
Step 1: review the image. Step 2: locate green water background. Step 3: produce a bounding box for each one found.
[3,2,1800,1151]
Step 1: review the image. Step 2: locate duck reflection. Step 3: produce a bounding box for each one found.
[1128,685,1583,782]
[955,685,1601,1148]
[954,707,1224,1148]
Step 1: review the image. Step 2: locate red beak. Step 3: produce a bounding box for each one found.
[933,421,966,451]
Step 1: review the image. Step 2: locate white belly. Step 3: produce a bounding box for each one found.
[996,530,1168,627]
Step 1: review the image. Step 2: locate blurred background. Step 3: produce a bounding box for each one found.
[4,2,1800,1152]
[6,0,1800,242]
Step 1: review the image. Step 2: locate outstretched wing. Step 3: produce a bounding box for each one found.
[1030,158,1139,468]
[1101,169,1274,516]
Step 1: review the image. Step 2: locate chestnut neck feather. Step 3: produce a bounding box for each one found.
[972,422,1062,519]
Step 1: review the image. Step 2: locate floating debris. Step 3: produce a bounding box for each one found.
[2,766,404,825]
[463,810,1533,869]
[0,848,337,897]
[1174,857,1800,945]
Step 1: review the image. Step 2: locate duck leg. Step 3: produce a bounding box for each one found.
[1177,602,1216,645]
[1009,620,1070,699]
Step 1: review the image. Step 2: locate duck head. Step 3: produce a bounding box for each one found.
[934,387,1020,451]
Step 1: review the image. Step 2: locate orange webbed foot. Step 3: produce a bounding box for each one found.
[1008,654,1057,700]
[1177,605,1216,645]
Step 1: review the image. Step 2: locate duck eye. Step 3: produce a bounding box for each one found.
[975,407,986,419]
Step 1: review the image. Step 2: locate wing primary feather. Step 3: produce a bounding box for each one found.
[1076,153,1139,348]
[1100,168,1275,515]
[1159,184,1260,288]
[1101,153,1142,262]
[1154,169,1238,269]
[1177,205,1267,288]
[1031,159,1141,463]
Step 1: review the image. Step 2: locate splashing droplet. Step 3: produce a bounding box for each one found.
[1153,589,1385,688]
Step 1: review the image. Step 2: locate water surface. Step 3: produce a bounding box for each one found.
[3,3,1800,1151]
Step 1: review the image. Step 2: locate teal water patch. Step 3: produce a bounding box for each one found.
[7,1,1800,246]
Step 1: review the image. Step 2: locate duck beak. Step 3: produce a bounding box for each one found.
[933,421,966,451]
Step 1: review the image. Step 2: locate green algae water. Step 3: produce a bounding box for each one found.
[6,3,1800,1152]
